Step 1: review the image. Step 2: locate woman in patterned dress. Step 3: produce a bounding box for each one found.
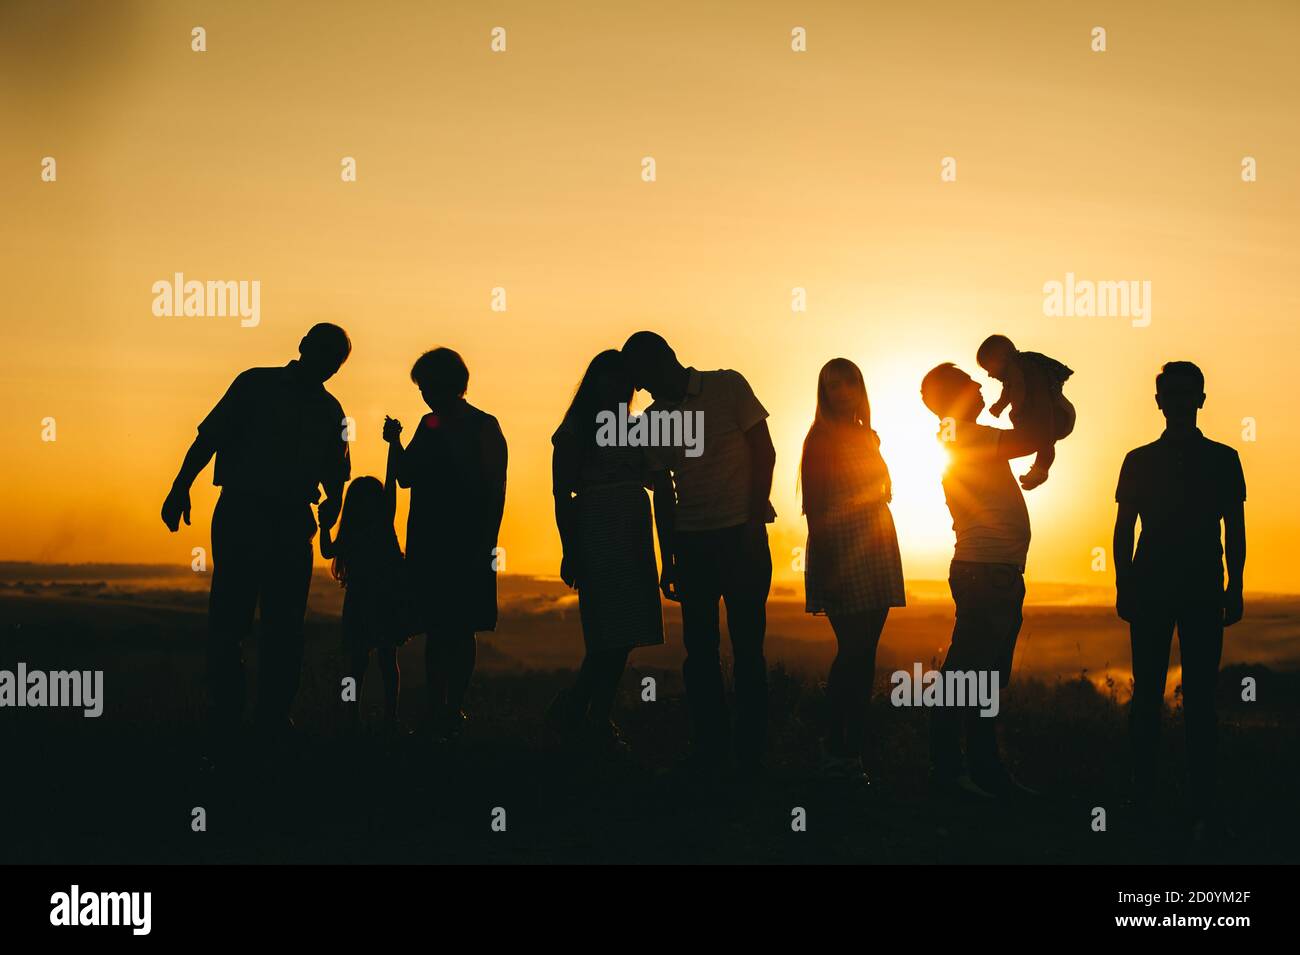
[547,350,672,753]
[801,358,906,781]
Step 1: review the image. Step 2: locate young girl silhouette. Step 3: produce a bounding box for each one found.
[320,416,417,730]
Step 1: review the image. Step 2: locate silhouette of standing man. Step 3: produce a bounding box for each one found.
[1114,361,1246,833]
[161,324,352,749]
[621,332,776,780]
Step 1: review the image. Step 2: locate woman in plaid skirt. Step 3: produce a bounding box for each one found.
[801,358,906,782]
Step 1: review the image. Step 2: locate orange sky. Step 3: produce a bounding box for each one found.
[2,0,1297,591]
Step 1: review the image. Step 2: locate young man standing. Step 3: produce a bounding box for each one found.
[622,332,776,780]
[1114,361,1246,835]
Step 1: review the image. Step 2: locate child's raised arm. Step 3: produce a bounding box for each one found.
[382,416,403,517]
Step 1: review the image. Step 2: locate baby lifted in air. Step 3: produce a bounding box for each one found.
[977,334,1076,490]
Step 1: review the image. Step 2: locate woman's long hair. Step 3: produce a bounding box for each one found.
[799,358,889,513]
[557,349,634,450]
[330,476,401,586]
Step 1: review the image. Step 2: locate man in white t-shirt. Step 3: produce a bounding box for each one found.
[920,362,1041,800]
[622,332,777,779]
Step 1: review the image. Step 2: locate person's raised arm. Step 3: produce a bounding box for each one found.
[394,422,416,490]
[382,416,403,517]
[994,421,1047,461]
[1223,499,1245,626]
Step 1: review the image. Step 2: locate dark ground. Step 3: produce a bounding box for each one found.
[2,589,1297,865]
